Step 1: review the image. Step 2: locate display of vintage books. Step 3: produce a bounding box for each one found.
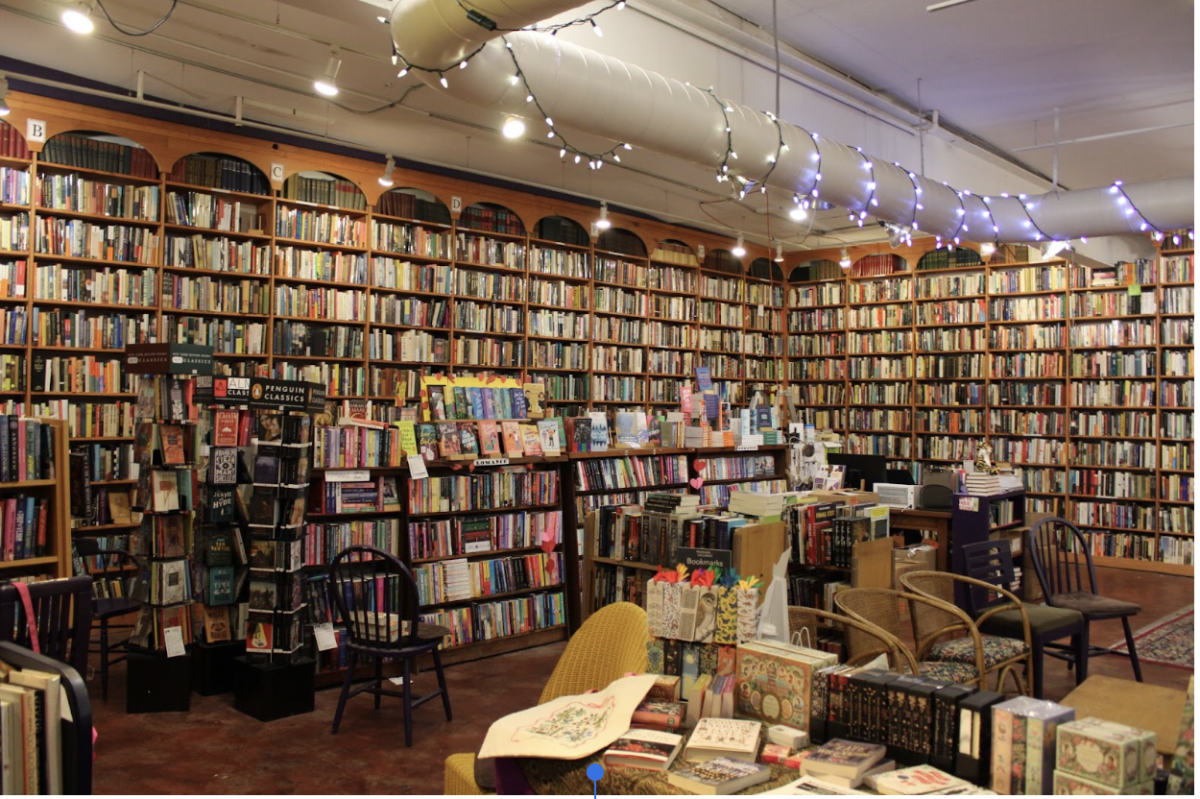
[123,344,214,662]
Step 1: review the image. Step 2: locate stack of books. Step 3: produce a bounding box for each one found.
[727,491,795,520]
[990,697,1075,795]
[645,492,701,515]
[800,738,891,788]
[964,472,1004,496]
[1052,717,1157,795]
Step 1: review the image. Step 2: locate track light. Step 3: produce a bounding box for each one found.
[501,116,526,139]
[378,155,395,188]
[595,201,612,230]
[0,78,9,118]
[774,244,784,263]
[732,234,746,258]
[314,50,342,97]
[839,247,852,269]
[62,1,94,34]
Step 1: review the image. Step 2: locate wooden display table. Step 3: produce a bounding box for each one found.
[1060,674,1187,756]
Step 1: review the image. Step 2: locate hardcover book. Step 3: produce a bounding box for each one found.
[667,757,771,795]
[684,717,763,763]
[159,424,187,465]
[800,739,889,780]
[209,447,239,485]
[213,409,240,447]
[427,385,447,421]
[500,421,524,457]
[152,470,180,512]
[603,729,683,772]
[864,764,971,795]
[536,419,562,456]
[632,699,685,731]
[477,420,502,457]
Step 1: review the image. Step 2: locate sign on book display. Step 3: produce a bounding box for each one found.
[478,674,657,760]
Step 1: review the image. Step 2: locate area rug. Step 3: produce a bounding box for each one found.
[1109,605,1194,669]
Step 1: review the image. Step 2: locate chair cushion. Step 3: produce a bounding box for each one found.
[1051,592,1141,618]
[918,660,980,684]
[929,634,1029,667]
[981,605,1084,639]
[417,622,452,641]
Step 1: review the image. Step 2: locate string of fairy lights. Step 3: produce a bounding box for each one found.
[374,1,1190,254]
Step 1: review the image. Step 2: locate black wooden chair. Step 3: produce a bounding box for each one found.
[1026,516,1143,682]
[0,575,94,676]
[957,540,1086,698]
[327,546,452,745]
[74,537,145,700]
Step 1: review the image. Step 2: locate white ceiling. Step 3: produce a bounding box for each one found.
[0,0,1192,253]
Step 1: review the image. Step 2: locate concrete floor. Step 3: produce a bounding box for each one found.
[89,566,1193,795]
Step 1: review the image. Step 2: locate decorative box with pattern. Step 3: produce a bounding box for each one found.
[734,639,836,731]
[1056,716,1157,790]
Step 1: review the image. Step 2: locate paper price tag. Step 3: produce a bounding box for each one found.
[313,622,338,652]
[407,454,429,480]
[164,626,186,658]
[325,469,371,482]
[736,444,760,451]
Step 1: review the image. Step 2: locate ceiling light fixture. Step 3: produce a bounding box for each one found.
[732,234,746,258]
[501,116,526,139]
[595,201,612,230]
[839,247,852,269]
[789,203,808,221]
[774,244,784,263]
[926,0,980,11]
[313,50,342,97]
[62,1,95,34]
[0,77,9,118]
[980,242,996,257]
[1043,240,1069,258]
[378,155,395,187]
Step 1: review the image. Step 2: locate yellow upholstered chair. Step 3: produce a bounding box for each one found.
[443,602,650,794]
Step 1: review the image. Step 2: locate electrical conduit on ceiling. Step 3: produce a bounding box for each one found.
[390,0,1194,243]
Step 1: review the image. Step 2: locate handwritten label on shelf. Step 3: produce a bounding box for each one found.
[164,626,187,658]
[407,454,429,480]
[313,623,338,652]
[474,458,511,467]
[325,469,370,482]
[958,496,980,512]
[735,444,760,452]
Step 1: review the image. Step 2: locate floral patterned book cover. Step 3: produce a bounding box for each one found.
[1056,716,1157,789]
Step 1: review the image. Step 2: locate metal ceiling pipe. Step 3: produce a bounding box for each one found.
[391,1,1194,242]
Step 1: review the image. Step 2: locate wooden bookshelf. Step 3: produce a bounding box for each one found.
[0,419,71,580]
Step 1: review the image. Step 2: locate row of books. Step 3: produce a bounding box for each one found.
[39,175,160,221]
[784,498,890,569]
[412,550,563,604]
[0,416,56,483]
[407,510,561,561]
[168,154,272,196]
[406,471,559,515]
[574,454,689,492]
[41,133,158,178]
[300,519,401,567]
[417,590,565,648]
[0,494,51,562]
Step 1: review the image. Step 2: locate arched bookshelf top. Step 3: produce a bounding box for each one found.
[849,253,909,278]
[703,248,743,275]
[596,228,647,258]
[0,121,31,159]
[748,257,783,281]
[281,169,366,211]
[376,187,452,225]
[460,201,526,236]
[168,152,271,196]
[789,259,842,282]
[40,130,158,179]
[651,238,699,267]
[535,215,590,247]
[917,246,984,270]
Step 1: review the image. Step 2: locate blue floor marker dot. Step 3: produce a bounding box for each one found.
[587,762,605,797]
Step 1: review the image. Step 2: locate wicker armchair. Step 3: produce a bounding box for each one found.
[900,571,1033,695]
[834,587,995,689]
[443,602,650,795]
[789,605,919,673]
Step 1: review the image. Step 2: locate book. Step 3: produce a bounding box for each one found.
[631,700,685,731]
[667,757,771,795]
[536,419,561,456]
[684,717,762,763]
[427,385,447,420]
[519,424,543,457]
[477,420,502,457]
[152,470,180,511]
[213,409,240,446]
[602,728,683,771]
[203,605,232,641]
[6,668,62,795]
[108,491,132,524]
[209,447,239,485]
[800,739,888,780]
[865,765,972,795]
[159,424,187,465]
[500,421,524,457]
[437,423,462,458]
[417,424,439,460]
[458,422,480,457]
[0,683,37,794]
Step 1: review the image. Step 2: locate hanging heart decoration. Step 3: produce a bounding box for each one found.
[693,459,709,473]
[689,477,705,490]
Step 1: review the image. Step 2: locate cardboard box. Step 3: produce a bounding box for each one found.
[893,544,937,590]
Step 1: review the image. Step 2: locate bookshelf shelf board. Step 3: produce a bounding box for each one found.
[593,338,647,348]
[1070,462,1158,471]
[276,199,369,217]
[1072,554,1192,576]
[591,556,659,571]
[592,279,648,292]
[0,154,32,167]
[36,160,159,183]
[165,306,270,319]
[1073,523,1160,535]
[71,436,134,443]
[703,475,783,485]
[1159,344,1195,350]
[694,320,743,331]
[526,302,591,315]
[849,298,915,309]
[913,429,984,436]
[0,389,25,395]
[0,556,60,571]
[1158,278,1196,286]
[850,427,914,435]
[989,520,1025,532]
[991,404,1069,410]
[589,399,649,405]
[647,371,688,379]
[1157,498,1194,506]
[31,253,159,270]
[915,322,988,330]
[31,344,132,354]
[31,392,137,399]
[526,333,590,344]
[744,326,781,334]
[575,480,688,495]
[528,272,591,286]
[915,263,989,276]
[420,584,565,608]
[211,351,268,359]
[790,353,847,360]
[367,284,451,300]
[370,249,454,265]
[163,180,272,201]
[1070,314,1157,324]
[851,377,914,383]
[0,479,57,489]
[431,624,568,668]
[915,292,988,301]
[271,352,365,363]
[0,249,32,259]
[646,286,699,298]
[72,522,142,532]
[993,375,1066,381]
[272,272,368,289]
[368,321,451,333]
[455,330,526,341]
[34,206,160,226]
[591,308,651,321]
[695,444,786,454]
[32,299,159,313]
[412,546,549,565]
[423,455,568,468]
[408,503,561,518]
[1159,468,1195,475]
[527,365,588,373]
[370,211,453,229]
[90,479,138,487]
[914,403,985,410]
[273,314,364,327]
[305,510,399,521]
[161,264,271,280]
[272,236,369,253]
[454,260,526,276]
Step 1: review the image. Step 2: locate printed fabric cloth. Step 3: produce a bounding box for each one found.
[928,634,1029,668]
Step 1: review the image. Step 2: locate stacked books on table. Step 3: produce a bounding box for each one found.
[990,697,1075,795]
[964,472,1004,496]
[799,738,892,789]
[1052,716,1157,795]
